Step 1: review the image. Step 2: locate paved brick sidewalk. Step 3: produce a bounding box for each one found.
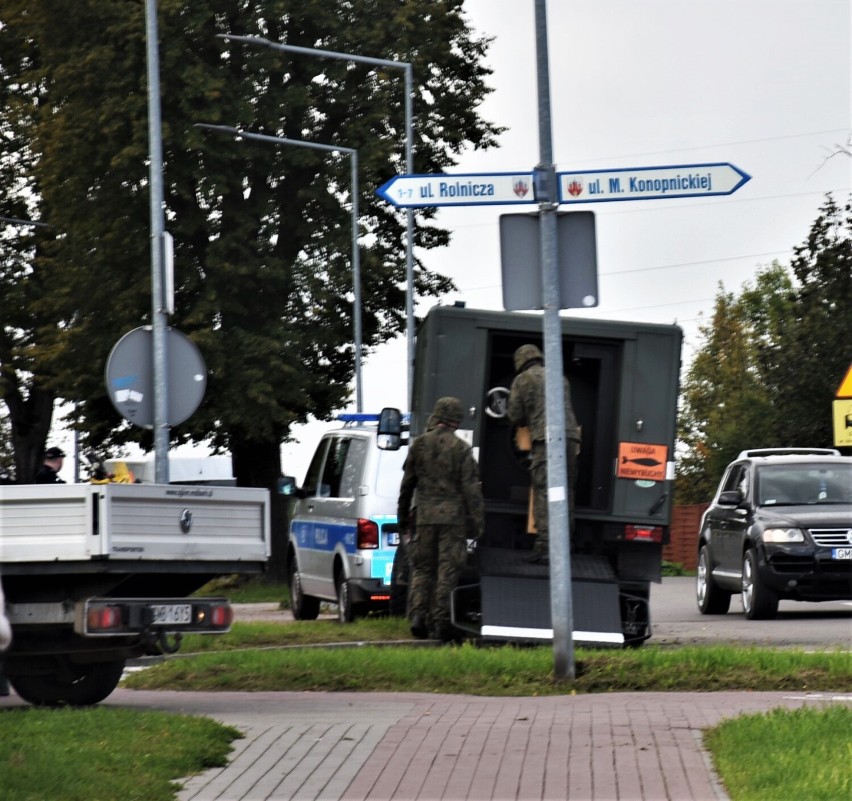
[97,689,849,801]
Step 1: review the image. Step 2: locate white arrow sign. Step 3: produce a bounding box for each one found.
[376,172,536,208]
[557,162,750,204]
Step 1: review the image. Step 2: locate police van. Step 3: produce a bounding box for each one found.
[282,413,408,622]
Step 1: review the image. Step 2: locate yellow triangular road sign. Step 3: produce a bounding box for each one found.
[837,363,852,399]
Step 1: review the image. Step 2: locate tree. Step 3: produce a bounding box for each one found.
[0,409,15,480]
[676,272,787,503]
[0,1,502,488]
[765,195,851,446]
[676,195,850,503]
[0,21,58,484]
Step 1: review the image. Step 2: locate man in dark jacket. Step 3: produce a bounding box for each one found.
[507,344,581,563]
[33,447,66,484]
[397,397,484,642]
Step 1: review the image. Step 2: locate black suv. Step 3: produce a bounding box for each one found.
[696,448,852,619]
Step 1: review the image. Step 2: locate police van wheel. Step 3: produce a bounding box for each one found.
[289,561,320,621]
[336,578,359,623]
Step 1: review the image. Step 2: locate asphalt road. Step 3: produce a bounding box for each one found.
[649,576,852,649]
[233,576,852,650]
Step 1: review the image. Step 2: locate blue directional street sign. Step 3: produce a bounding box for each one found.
[557,162,750,204]
[376,163,750,208]
[376,172,536,208]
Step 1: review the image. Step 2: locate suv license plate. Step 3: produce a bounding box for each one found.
[387,532,400,546]
[151,604,192,625]
[831,548,852,560]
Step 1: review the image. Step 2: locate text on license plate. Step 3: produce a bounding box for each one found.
[151,604,192,625]
[831,548,852,560]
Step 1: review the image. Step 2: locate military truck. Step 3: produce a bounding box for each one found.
[0,481,269,705]
[388,304,682,647]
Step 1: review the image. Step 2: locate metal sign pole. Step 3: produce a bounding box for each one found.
[144,0,169,484]
[534,0,575,681]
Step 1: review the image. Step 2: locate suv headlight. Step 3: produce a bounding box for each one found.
[763,528,804,543]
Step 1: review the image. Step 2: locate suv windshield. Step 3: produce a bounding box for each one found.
[756,462,852,506]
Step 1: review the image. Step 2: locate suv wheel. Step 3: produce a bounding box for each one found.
[742,548,779,620]
[289,560,320,621]
[697,545,732,614]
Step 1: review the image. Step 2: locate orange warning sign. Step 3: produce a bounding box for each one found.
[836,363,852,399]
[617,442,668,481]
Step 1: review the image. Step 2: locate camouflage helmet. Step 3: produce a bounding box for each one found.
[432,396,464,426]
[513,344,543,373]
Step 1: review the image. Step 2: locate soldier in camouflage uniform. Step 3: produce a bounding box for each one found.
[397,397,484,642]
[507,344,581,563]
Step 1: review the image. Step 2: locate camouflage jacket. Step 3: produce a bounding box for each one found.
[397,425,484,536]
[507,362,581,443]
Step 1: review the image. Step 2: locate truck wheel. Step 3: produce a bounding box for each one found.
[10,657,125,707]
[336,577,358,623]
[289,560,320,621]
[697,545,732,614]
[389,537,409,617]
[742,548,779,620]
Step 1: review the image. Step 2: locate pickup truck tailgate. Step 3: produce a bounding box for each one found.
[0,483,270,563]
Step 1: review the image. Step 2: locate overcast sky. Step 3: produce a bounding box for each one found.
[278,0,851,480]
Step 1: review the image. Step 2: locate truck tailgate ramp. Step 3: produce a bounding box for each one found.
[473,548,624,645]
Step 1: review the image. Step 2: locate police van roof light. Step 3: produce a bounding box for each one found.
[337,412,410,424]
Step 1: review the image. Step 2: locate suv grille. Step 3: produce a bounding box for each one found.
[809,529,852,547]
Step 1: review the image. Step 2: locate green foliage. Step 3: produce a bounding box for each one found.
[0,707,239,801]
[706,705,852,801]
[0,1,503,486]
[677,195,851,503]
[660,560,690,577]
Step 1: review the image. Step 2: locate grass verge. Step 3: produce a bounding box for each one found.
[124,638,852,695]
[0,706,240,801]
[705,705,851,801]
[2,635,849,801]
[179,617,410,650]
[194,574,290,605]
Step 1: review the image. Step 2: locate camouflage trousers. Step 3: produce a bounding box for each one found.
[530,441,580,554]
[407,522,467,639]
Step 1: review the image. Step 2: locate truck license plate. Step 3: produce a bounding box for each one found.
[831,548,852,560]
[151,604,192,625]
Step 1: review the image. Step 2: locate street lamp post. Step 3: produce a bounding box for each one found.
[196,124,364,412]
[217,34,416,410]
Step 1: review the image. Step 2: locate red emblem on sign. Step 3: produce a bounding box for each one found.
[513,178,530,198]
[566,180,584,197]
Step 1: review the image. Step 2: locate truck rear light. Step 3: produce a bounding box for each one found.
[624,525,663,543]
[209,604,233,628]
[193,603,233,629]
[370,594,391,602]
[357,518,379,549]
[87,605,124,632]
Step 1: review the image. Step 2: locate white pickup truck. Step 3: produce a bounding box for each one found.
[0,481,269,706]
